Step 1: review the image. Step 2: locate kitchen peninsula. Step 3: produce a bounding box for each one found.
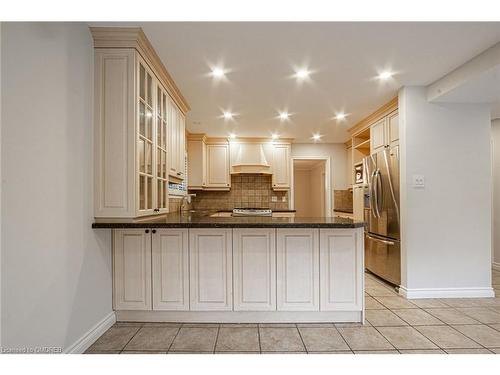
[93,212,365,324]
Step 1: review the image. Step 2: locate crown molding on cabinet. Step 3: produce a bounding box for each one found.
[90,27,190,114]
[347,96,398,136]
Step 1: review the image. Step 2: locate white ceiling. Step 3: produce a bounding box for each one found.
[95,22,500,142]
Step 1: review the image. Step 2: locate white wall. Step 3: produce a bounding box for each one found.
[1,23,112,351]
[492,118,500,267]
[399,86,493,297]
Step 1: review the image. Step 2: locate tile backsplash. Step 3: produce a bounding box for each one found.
[189,174,289,210]
[334,189,353,211]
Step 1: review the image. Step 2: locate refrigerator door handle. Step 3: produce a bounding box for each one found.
[367,234,395,246]
[370,170,379,218]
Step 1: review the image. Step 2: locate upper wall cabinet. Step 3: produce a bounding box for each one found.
[271,143,291,190]
[187,135,230,190]
[370,110,399,155]
[92,27,190,219]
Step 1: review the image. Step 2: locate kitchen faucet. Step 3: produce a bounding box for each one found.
[180,193,196,212]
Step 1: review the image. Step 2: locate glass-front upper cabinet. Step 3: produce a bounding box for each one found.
[137,60,155,214]
[156,85,169,212]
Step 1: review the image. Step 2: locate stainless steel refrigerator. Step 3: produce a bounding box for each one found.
[363,145,400,286]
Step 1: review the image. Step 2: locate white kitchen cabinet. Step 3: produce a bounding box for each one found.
[370,118,386,154]
[168,101,186,183]
[113,229,152,310]
[370,110,399,155]
[92,28,189,219]
[233,229,276,311]
[272,143,291,190]
[276,229,319,311]
[187,134,207,189]
[319,229,364,311]
[152,229,189,311]
[346,145,353,186]
[206,143,231,189]
[388,110,399,145]
[189,229,233,311]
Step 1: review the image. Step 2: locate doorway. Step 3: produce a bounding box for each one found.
[292,158,330,217]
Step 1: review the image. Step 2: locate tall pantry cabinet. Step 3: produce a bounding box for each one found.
[92,28,190,219]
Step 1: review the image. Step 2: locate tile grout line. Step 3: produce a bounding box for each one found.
[213,324,221,354]
[257,324,262,354]
[295,324,308,354]
[165,324,183,354]
[118,325,144,354]
[332,323,354,353]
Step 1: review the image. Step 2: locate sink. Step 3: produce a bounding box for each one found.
[209,212,233,217]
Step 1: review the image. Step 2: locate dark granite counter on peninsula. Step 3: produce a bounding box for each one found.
[92,211,366,229]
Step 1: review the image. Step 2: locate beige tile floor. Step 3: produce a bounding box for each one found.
[85,268,500,354]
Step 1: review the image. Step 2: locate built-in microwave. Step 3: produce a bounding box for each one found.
[354,163,364,184]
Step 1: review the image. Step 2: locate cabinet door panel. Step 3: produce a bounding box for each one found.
[320,229,363,311]
[388,111,399,143]
[233,229,276,311]
[152,229,189,310]
[272,144,290,189]
[370,118,386,154]
[113,229,152,310]
[206,144,230,188]
[189,229,233,310]
[277,229,319,311]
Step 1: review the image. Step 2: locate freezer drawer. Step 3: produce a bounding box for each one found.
[365,233,401,286]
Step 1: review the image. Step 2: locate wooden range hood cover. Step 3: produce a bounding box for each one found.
[231,143,271,174]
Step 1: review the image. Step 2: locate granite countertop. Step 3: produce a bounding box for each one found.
[92,210,365,229]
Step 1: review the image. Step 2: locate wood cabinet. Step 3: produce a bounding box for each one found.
[370,110,399,155]
[187,134,207,189]
[272,143,291,190]
[189,229,233,311]
[92,28,189,219]
[319,229,364,311]
[233,229,276,311]
[168,102,186,183]
[370,118,386,154]
[187,136,230,190]
[152,229,189,311]
[276,229,319,311]
[113,229,152,310]
[206,143,231,189]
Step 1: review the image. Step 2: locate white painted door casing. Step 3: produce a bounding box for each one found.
[152,229,189,310]
[113,229,152,310]
[189,229,233,311]
[233,229,277,311]
[276,229,320,311]
[320,229,364,311]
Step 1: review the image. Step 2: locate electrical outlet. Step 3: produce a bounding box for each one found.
[412,174,425,188]
[282,196,287,202]
[271,196,277,202]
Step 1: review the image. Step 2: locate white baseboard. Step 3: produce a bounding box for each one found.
[64,311,116,354]
[399,286,495,299]
[493,262,500,272]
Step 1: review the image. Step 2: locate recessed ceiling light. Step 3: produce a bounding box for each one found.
[271,133,279,140]
[279,112,290,121]
[335,112,347,121]
[223,111,233,120]
[377,71,393,80]
[295,69,310,80]
[211,67,225,78]
[229,133,236,139]
[312,133,322,141]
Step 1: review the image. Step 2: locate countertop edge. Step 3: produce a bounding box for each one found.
[92,222,366,229]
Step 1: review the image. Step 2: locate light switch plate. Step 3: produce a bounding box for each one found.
[412,174,425,188]
[271,196,277,202]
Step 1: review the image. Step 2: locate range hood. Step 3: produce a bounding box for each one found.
[231,143,271,174]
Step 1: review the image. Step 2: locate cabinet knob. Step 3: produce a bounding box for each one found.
[226,184,229,186]
[154,208,160,212]
[152,229,157,234]
[145,229,150,234]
